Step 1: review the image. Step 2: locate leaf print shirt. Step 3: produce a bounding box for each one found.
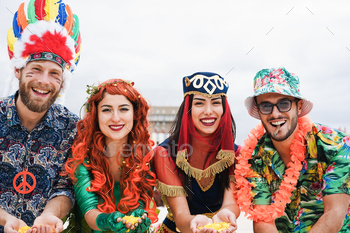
[247,123,350,233]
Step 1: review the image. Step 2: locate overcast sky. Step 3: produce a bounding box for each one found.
[0,0,349,145]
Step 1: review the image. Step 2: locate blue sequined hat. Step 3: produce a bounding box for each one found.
[183,72,229,98]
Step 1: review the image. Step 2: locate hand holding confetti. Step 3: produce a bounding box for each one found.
[197,222,231,232]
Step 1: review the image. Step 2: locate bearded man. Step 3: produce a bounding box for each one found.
[0,0,82,232]
[235,67,350,233]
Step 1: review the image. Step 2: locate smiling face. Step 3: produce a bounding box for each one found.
[15,60,63,113]
[98,93,134,146]
[191,94,224,137]
[256,93,302,141]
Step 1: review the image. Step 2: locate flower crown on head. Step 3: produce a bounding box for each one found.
[82,79,135,114]
[86,79,135,98]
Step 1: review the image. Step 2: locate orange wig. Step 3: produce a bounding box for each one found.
[65,79,157,222]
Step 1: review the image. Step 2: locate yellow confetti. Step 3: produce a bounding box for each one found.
[122,215,141,224]
[18,226,31,233]
[197,222,231,232]
[19,226,53,233]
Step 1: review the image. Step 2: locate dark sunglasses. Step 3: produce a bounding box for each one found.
[256,99,299,115]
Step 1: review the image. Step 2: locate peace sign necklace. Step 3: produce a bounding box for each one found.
[12,134,37,194]
[13,168,37,194]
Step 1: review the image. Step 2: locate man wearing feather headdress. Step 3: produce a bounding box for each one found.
[0,0,82,232]
[235,67,350,233]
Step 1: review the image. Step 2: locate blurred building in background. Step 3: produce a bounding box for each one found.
[148,106,178,145]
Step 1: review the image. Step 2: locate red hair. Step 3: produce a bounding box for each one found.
[65,80,158,222]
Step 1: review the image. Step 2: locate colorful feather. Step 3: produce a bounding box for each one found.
[35,0,47,20]
[12,12,22,38]
[63,4,73,35]
[17,3,29,31]
[7,0,82,75]
[74,34,82,67]
[44,0,60,21]
[7,45,14,59]
[71,14,80,43]
[7,28,16,53]
[23,0,30,19]
[55,2,67,26]
[74,52,80,66]
[75,41,82,55]
[16,10,23,36]
[75,32,82,52]
[27,0,37,23]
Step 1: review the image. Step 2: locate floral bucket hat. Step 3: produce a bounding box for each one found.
[244,67,313,119]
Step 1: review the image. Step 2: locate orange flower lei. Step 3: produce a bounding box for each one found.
[234,116,312,222]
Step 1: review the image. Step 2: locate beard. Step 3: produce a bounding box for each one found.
[18,74,61,113]
[262,111,299,142]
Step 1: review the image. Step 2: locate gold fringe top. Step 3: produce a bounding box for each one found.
[156,179,187,197]
[176,149,235,180]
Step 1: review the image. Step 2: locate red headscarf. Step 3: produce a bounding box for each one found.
[178,95,235,168]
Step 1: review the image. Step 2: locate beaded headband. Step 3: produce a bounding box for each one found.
[183,72,229,98]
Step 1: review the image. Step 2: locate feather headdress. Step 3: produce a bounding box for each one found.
[5,0,82,104]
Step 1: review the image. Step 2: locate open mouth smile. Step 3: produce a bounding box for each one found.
[109,125,124,131]
[270,120,286,128]
[200,118,216,126]
[32,87,50,95]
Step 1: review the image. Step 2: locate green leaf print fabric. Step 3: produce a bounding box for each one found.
[247,123,350,232]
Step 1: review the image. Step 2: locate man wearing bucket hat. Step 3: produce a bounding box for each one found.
[235,67,350,232]
[0,0,82,232]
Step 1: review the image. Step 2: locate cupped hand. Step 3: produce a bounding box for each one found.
[190,215,213,233]
[3,217,27,233]
[30,214,63,233]
[134,213,151,233]
[26,224,54,233]
[127,209,151,232]
[132,213,148,228]
[121,218,134,230]
[212,209,237,233]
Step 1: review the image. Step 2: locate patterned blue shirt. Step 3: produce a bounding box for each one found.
[0,93,79,231]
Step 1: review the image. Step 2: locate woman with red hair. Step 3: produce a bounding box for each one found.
[65,79,157,232]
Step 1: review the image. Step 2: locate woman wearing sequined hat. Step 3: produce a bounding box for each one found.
[65,79,158,232]
[153,72,241,233]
